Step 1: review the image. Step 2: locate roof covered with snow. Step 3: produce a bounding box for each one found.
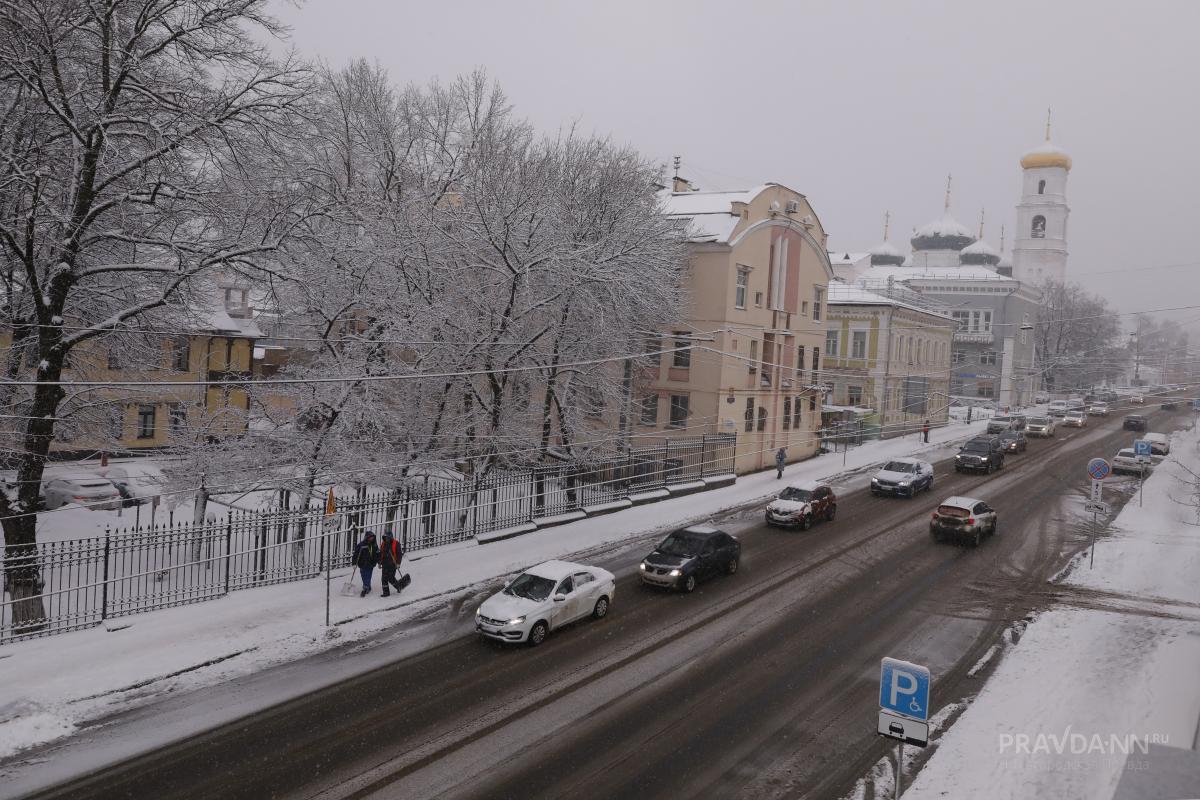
[827,281,954,318]
[1020,139,1072,171]
[857,263,1009,283]
[913,212,974,241]
[867,240,906,266]
[959,238,1001,266]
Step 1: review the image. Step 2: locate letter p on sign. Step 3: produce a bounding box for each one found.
[879,657,931,722]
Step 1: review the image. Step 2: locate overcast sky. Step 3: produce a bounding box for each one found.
[273,0,1200,327]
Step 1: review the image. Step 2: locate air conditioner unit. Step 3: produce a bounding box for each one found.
[785,200,799,214]
[769,200,781,214]
[801,215,815,226]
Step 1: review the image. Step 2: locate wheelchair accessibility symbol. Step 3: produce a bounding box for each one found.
[880,657,931,723]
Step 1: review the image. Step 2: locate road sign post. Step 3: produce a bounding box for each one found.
[1085,459,1111,568]
[878,657,931,798]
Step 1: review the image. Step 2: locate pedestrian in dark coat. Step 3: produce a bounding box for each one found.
[922,419,930,443]
[379,532,405,597]
[775,447,787,479]
[352,532,379,597]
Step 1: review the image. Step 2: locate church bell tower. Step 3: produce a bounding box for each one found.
[1012,111,1071,285]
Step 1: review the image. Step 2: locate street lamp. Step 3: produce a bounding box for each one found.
[1129,331,1140,385]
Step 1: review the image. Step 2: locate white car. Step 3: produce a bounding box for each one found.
[870,458,934,498]
[1143,432,1170,455]
[1087,404,1109,416]
[1112,448,1151,475]
[1025,416,1056,437]
[476,560,615,646]
[42,474,122,510]
[1048,401,1069,417]
[1130,394,1145,405]
[1063,410,1087,427]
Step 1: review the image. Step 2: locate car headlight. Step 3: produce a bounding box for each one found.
[475,607,482,617]
[980,457,988,461]
[955,454,963,460]
[507,616,525,626]
[669,568,683,577]
[871,478,879,484]
[639,562,646,571]
[899,481,909,487]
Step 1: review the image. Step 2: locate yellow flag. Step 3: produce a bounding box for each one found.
[325,487,336,516]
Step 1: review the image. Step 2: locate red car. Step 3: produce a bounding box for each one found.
[764,481,837,530]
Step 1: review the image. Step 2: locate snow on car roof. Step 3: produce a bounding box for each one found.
[524,560,590,580]
[784,479,824,491]
[939,496,982,509]
[681,524,720,535]
[49,472,111,482]
[884,457,923,465]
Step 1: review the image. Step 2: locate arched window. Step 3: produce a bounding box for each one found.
[1031,215,1046,239]
[1037,179,1046,195]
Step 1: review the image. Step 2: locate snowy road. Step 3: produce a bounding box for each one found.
[13,409,1188,800]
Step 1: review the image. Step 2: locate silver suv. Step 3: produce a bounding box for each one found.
[930,496,998,547]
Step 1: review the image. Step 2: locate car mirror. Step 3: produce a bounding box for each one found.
[553,594,567,603]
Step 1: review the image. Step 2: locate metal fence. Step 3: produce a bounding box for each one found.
[1,434,735,643]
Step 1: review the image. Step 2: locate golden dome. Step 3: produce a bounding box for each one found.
[1020,141,1072,171]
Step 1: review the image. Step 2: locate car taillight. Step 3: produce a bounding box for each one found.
[966,517,975,525]
[931,512,938,520]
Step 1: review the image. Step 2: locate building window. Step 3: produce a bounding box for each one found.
[1037,179,1046,195]
[801,300,808,316]
[645,336,661,366]
[735,267,749,309]
[782,397,792,430]
[851,330,867,360]
[848,385,863,406]
[136,405,157,439]
[107,345,122,371]
[639,395,659,426]
[813,287,823,321]
[977,381,995,398]
[812,348,819,375]
[171,336,191,371]
[749,339,758,373]
[796,345,805,380]
[825,330,839,357]
[1031,215,1046,239]
[809,394,817,412]
[793,396,802,429]
[756,407,767,432]
[169,404,187,435]
[744,398,755,432]
[668,394,689,428]
[672,332,691,368]
[754,291,764,307]
[980,350,997,366]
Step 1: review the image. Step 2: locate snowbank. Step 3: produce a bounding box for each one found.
[905,421,1200,799]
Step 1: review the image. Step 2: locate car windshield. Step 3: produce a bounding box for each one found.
[1117,449,1134,457]
[936,505,971,518]
[503,573,555,602]
[658,533,706,556]
[779,487,815,501]
[882,462,917,473]
[992,417,1011,422]
[962,442,990,453]
[1028,417,1049,425]
[79,481,112,489]
[1000,432,1017,439]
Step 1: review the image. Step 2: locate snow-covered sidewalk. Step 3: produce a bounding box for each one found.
[0,418,996,762]
[905,420,1200,799]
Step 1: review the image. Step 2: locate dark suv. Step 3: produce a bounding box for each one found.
[640,526,741,593]
[1123,415,1147,432]
[954,436,1005,474]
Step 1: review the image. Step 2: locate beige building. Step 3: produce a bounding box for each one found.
[636,181,834,474]
[824,282,953,437]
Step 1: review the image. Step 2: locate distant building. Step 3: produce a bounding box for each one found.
[646,180,834,474]
[825,282,953,436]
[1012,128,1071,285]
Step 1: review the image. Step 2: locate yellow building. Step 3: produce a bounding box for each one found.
[825,282,953,437]
[642,180,834,474]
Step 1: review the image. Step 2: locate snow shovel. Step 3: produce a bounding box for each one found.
[339,574,361,597]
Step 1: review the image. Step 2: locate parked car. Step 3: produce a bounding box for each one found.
[1010,414,1027,431]
[954,436,1005,474]
[640,526,741,593]
[1035,393,1050,404]
[1048,401,1069,417]
[1112,448,1151,475]
[42,474,123,510]
[1144,432,1170,455]
[1087,404,1109,417]
[1063,410,1087,428]
[1025,416,1056,438]
[986,415,1014,434]
[870,458,934,498]
[1123,414,1148,431]
[475,560,615,646]
[930,496,998,547]
[1161,399,1178,410]
[765,481,837,529]
[998,430,1028,454]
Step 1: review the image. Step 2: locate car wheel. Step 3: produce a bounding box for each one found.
[930,529,942,543]
[592,596,609,619]
[972,529,982,548]
[725,558,739,575]
[826,504,837,521]
[681,574,696,593]
[527,621,549,647]
[800,514,812,531]
[927,477,934,493]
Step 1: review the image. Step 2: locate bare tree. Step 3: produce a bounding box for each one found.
[1036,280,1124,391]
[0,0,313,626]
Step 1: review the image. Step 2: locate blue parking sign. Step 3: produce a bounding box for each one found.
[1134,440,1152,457]
[880,657,931,722]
